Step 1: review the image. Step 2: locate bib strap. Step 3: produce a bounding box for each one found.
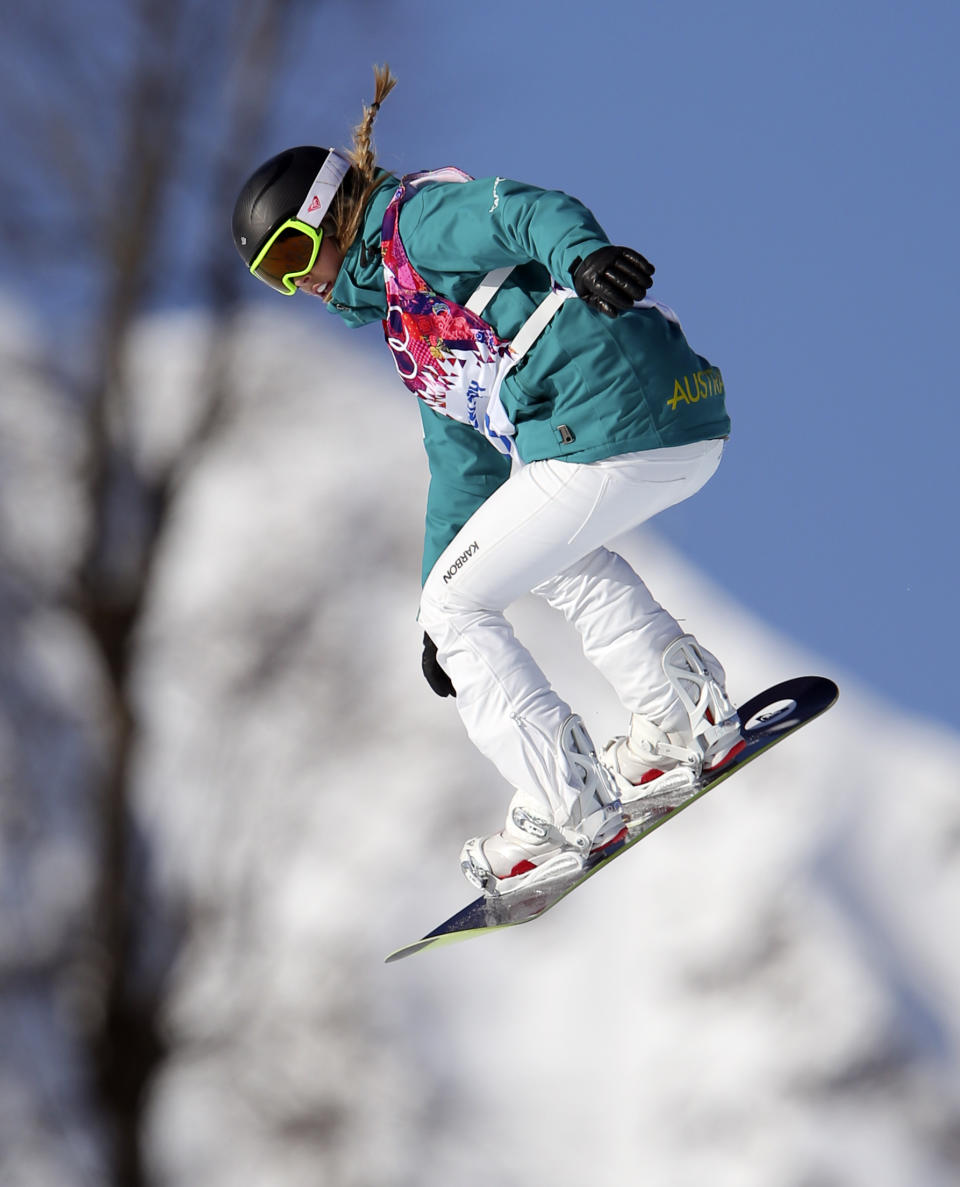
[464,266,514,316]
[509,288,574,364]
[466,268,573,365]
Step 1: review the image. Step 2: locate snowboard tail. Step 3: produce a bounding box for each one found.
[386,675,838,963]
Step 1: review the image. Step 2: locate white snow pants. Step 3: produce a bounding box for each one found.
[418,439,724,830]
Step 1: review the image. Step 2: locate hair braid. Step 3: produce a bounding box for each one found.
[326,64,398,258]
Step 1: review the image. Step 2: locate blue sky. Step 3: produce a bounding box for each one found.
[5,1,957,731]
[264,0,958,730]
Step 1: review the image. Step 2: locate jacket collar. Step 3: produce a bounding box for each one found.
[326,173,398,326]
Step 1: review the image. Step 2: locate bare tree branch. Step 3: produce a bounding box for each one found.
[1,3,321,1185]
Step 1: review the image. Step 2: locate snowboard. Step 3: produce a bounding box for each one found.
[385,675,838,963]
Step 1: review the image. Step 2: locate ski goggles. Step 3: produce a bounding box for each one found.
[249,150,351,295]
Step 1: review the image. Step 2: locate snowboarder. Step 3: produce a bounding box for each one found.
[232,65,744,896]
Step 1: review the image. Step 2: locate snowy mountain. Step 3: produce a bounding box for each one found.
[3,305,960,1187]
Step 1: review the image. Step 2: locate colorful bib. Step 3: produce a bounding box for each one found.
[381,169,576,458]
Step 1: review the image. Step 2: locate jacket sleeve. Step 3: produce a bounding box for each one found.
[419,402,511,585]
[399,176,612,292]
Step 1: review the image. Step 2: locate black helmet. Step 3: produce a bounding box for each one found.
[232,146,352,276]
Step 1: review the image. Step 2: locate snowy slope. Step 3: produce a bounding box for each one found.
[131,310,960,1187]
[4,305,960,1187]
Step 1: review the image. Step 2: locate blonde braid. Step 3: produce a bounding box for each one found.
[327,64,398,257]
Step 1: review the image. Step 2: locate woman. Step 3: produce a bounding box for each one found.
[232,66,743,896]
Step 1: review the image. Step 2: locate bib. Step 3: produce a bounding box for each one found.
[380,169,572,457]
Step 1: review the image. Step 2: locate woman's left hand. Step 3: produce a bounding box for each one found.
[573,246,654,316]
[422,633,456,698]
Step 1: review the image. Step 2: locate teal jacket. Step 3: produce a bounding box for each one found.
[326,173,731,582]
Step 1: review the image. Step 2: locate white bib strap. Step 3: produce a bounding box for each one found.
[482,286,575,458]
[508,287,574,364]
[465,266,514,316]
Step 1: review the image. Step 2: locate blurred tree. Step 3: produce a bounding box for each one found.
[0,2,339,1184]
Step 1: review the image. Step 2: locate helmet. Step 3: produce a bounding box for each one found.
[232,146,352,289]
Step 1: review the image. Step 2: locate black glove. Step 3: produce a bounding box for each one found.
[421,632,456,698]
[572,246,654,317]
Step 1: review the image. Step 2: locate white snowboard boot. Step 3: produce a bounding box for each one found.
[603,635,744,817]
[460,715,626,896]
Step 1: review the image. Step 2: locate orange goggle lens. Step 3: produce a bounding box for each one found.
[250,221,322,295]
